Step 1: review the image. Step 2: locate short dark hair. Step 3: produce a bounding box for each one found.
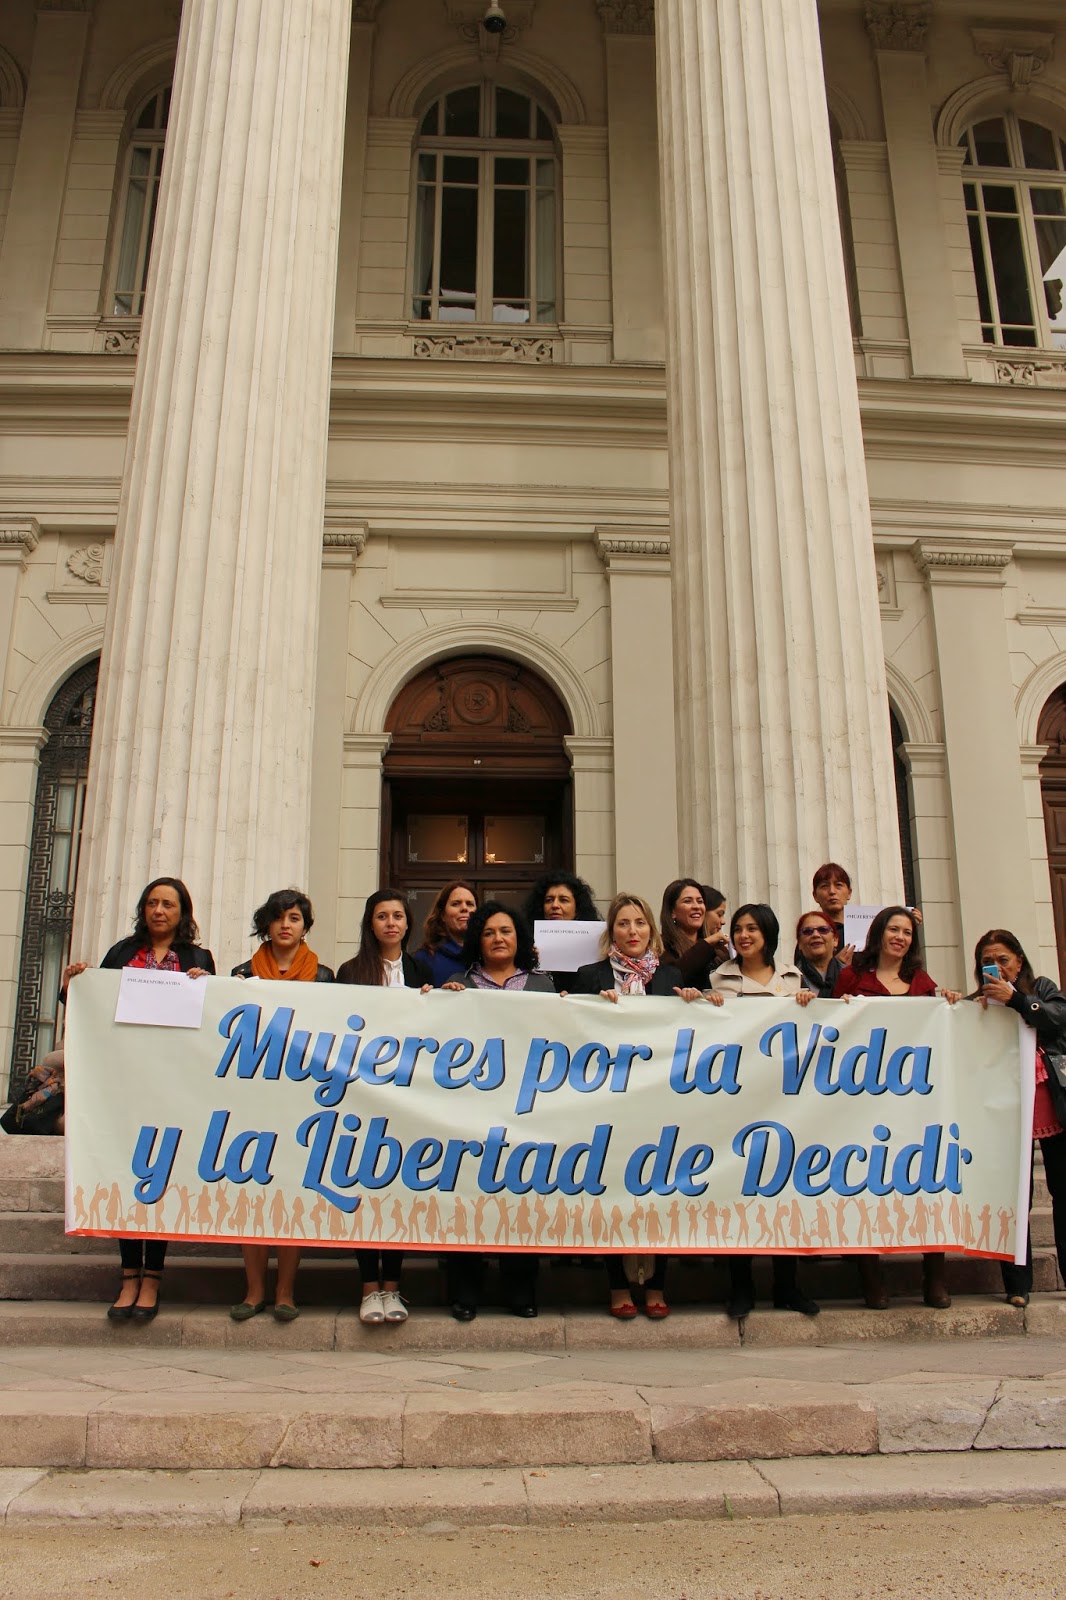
[420,880,478,953]
[132,877,199,945]
[521,871,599,926]
[730,902,780,968]
[853,905,922,980]
[251,887,314,941]
[813,862,852,892]
[337,888,413,987]
[460,901,538,973]
[973,928,1036,996]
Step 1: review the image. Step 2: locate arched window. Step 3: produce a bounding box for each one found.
[110,85,171,317]
[9,660,97,1095]
[960,112,1066,349]
[411,82,559,325]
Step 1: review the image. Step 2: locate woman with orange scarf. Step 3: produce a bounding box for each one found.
[230,888,334,1321]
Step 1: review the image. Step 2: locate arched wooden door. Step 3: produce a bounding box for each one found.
[1039,686,1066,985]
[383,656,573,933]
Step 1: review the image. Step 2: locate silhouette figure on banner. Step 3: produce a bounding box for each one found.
[732,1201,750,1246]
[571,1201,585,1247]
[250,1193,265,1236]
[230,1189,250,1234]
[106,1184,124,1229]
[853,1197,872,1249]
[892,1193,909,1244]
[309,1195,328,1237]
[813,1199,832,1248]
[772,1201,789,1248]
[534,1195,550,1245]
[703,1200,719,1243]
[550,1198,569,1248]
[996,1209,1013,1254]
[515,1197,533,1246]
[962,1204,975,1249]
[196,1187,215,1233]
[590,1198,606,1247]
[976,1204,991,1252]
[875,1198,893,1247]
[686,1202,701,1246]
[720,1205,733,1244]
[367,1196,384,1240]
[948,1194,962,1242]
[426,1196,444,1243]
[72,1187,87,1228]
[290,1196,307,1238]
[269,1190,288,1238]
[328,1202,347,1242]
[646,1204,664,1248]
[788,1200,806,1248]
[755,1204,772,1246]
[931,1197,946,1244]
[608,1205,625,1247]
[493,1196,512,1245]
[448,1196,469,1243]
[407,1197,426,1241]
[88,1184,106,1229]
[835,1196,850,1248]
[473,1195,488,1245]
[667,1200,681,1247]
[388,1198,405,1240]
[911,1195,929,1241]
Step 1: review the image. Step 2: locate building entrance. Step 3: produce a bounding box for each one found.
[382,657,573,935]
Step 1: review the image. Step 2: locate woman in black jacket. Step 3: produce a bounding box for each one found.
[61,877,214,1323]
[974,928,1066,1307]
[336,889,431,1325]
[573,893,700,1318]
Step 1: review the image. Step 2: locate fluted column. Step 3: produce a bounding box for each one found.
[74,0,353,958]
[654,0,903,910]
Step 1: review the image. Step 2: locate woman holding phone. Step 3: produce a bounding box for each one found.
[973,929,1066,1307]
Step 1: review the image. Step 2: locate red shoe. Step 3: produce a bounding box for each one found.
[644,1300,671,1320]
[609,1301,638,1319]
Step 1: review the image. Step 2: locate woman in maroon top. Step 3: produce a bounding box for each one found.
[834,906,960,1308]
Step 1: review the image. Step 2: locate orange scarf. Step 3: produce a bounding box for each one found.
[250,941,319,982]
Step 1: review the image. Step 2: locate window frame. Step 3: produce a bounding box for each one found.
[960,111,1066,351]
[107,84,171,321]
[408,80,562,328]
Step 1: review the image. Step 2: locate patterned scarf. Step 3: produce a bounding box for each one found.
[250,941,319,982]
[608,943,659,995]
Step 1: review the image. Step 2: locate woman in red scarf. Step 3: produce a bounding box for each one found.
[230,888,333,1321]
[574,893,701,1318]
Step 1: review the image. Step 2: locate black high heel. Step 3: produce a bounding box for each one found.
[107,1269,141,1322]
[130,1269,162,1322]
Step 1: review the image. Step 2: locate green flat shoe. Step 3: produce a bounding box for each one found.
[229,1299,268,1322]
[272,1302,300,1322]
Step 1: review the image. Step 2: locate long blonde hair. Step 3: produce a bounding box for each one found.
[600,893,663,959]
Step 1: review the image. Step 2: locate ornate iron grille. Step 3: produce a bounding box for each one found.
[8,659,98,1096]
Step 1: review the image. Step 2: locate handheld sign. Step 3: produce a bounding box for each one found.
[843,905,882,954]
[534,919,606,972]
[115,968,207,1030]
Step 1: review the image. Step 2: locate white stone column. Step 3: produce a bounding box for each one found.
[596,532,678,890]
[915,539,1040,964]
[333,4,381,352]
[654,0,903,911]
[74,0,353,960]
[0,1,92,349]
[865,2,968,380]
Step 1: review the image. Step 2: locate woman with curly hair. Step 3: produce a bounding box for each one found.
[521,871,600,992]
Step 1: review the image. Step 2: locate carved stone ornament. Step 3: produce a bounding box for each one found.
[864,2,931,52]
[66,545,105,586]
[972,29,1055,92]
[995,358,1066,389]
[596,536,670,561]
[102,329,140,355]
[913,544,1013,578]
[596,0,654,35]
[323,527,368,555]
[413,333,555,363]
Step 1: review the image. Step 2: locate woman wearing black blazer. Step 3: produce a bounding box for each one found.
[336,889,431,1324]
[61,877,214,1323]
[573,893,701,1318]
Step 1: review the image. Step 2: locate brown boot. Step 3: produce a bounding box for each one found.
[859,1255,889,1310]
[922,1252,951,1309]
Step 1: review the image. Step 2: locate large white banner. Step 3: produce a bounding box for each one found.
[65,972,1034,1262]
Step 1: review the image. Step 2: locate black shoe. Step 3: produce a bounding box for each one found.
[773,1292,820,1317]
[509,1303,538,1319]
[726,1295,754,1320]
[107,1270,140,1321]
[451,1301,477,1322]
[130,1269,161,1322]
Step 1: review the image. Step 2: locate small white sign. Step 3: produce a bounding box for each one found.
[534,919,606,972]
[843,905,882,953]
[115,968,207,1030]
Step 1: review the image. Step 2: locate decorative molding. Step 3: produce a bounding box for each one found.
[323,528,368,555]
[102,328,141,356]
[97,38,177,112]
[65,544,104,585]
[0,518,40,558]
[913,538,1014,587]
[0,46,25,110]
[995,358,1066,389]
[413,334,555,363]
[1017,653,1066,744]
[595,534,670,565]
[876,552,901,618]
[972,28,1055,92]
[864,2,931,52]
[596,1,654,36]
[936,74,1066,149]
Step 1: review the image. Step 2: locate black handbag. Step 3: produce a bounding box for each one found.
[1041,1047,1066,1129]
[0,1090,62,1136]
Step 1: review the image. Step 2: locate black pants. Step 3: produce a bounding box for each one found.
[447,1252,538,1309]
[728,1255,802,1302]
[357,1250,403,1284]
[118,1237,167,1273]
[606,1256,667,1293]
[1002,1132,1066,1297]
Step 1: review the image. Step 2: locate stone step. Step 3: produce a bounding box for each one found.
[0,1245,1059,1306]
[0,1296,1061,1353]
[5,1450,1066,1528]
[1,1355,1065,1472]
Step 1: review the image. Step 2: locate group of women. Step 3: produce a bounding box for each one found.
[60,862,1066,1328]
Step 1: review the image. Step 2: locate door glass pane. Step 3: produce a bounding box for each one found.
[405,888,444,942]
[407,815,469,864]
[484,816,545,865]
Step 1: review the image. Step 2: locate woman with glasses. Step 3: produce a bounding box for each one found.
[794,910,846,999]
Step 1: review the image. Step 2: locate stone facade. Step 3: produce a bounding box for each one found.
[0,0,1065,1087]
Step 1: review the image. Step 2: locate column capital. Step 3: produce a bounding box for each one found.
[864,2,930,53]
[597,1,654,36]
[563,736,614,774]
[972,28,1055,92]
[0,517,40,566]
[323,523,368,569]
[595,530,670,570]
[0,726,49,761]
[343,732,392,768]
[912,538,1014,588]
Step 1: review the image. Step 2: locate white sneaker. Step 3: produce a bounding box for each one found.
[382,1290,408,1323]
[359,1290,385,1324]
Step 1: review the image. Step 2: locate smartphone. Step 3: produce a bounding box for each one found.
[982,963,1000,984]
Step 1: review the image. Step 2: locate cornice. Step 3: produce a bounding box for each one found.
[864,2,930,52]
[912,537,1014,588]
[595,531,670,568]
[597,1,654,36]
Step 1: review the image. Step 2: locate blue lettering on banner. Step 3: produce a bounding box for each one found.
[131,1124,181,1204]
[732,1120,972,1197]
[761,1021,932,1096]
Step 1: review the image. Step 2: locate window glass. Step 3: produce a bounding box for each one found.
[972,117,1010,168]
[445,86,481,138]
[111,89,169,317]
[484,816,545,865]
[495,88,532,140]
[1020,120,1062,173]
